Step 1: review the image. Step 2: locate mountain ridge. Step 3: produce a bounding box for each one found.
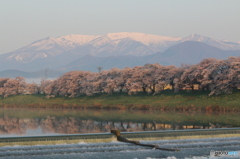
[61,41,240,72]
[0,32,240,75]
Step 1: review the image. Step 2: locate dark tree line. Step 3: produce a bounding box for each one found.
[0,57,239,98]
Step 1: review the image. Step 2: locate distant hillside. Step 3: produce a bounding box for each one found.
[62,41,240,72]
[0,70,32,78]
[146,41,240,66]
[0,32,240,72]
[0,69,64,78]
[62,55,146,72]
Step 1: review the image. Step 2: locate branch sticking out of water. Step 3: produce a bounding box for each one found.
[110,130,180,151]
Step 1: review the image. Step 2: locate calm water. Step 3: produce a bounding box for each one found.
[0,108,239,137]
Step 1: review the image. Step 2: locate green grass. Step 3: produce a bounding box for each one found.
[0,90,240,111]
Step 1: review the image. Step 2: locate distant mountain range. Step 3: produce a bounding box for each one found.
[0,69,63,78]
[63,41,240,72]
[0,32,240,78]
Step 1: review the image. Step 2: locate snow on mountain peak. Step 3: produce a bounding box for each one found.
[106,32,181,45]
[46,36,55,40]
[5,32,240,64]
[28,36,58,50]
[58,34,100,45]
[2,32,240,70]
[22,32,186,52]
[181,34,213,43]
[189,33,202,37]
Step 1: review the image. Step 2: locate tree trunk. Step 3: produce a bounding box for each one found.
[142,87,146,93]
[151,84,155,94]
[191,84,194,91]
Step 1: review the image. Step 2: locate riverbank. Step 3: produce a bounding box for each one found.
[0,90,240,112]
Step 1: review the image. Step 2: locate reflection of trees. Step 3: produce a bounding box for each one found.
[0,116,232,135]
[0,116,38,134]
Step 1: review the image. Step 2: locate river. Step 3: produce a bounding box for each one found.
[0,108,240,158]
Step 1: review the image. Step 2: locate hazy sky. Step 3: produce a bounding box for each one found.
[0,0,240,54]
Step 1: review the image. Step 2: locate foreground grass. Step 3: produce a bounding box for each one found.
[0,90,240,111]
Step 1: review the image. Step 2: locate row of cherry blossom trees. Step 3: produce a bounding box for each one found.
[0,57,239,98]
[0,77,39,98]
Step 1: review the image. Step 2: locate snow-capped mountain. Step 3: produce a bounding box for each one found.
[2,32,181,62]
[0,32,240,72]
[180,34,240,50]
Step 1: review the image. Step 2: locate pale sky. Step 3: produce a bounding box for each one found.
[0,0,240,54]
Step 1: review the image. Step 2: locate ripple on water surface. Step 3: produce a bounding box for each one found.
[0,137,240,159]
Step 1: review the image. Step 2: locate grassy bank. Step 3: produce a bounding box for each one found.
[0,90,240,112]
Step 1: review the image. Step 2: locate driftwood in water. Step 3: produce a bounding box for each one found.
[111,130,180,151]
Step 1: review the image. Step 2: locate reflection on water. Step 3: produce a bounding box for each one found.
[0,108,239,137]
